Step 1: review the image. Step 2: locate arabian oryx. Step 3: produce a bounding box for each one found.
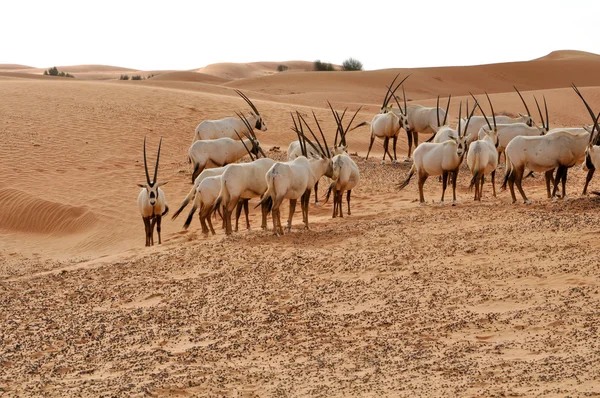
[398,101,478,205]
[259,112,334,236]
[192,89,267,143]
[467,93,500,200]
[463,87,534,145]
[502,85,599,204]
[137,137,169,246]
[188,113,266,182]
[571,85,600,196]
[351,74,411,163]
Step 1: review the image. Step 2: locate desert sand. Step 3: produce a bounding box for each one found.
[1,52,600,397]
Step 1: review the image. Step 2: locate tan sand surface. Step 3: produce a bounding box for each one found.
[1,51,600,396]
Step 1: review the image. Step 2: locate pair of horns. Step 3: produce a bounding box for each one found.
[327,101,362,147]
[436,95,452,127]
[572,84,600,146]
[291,111,331,159]
[469,92,497,131]
[382,74,410,112]
[143,136,162,186]
[234,111,266,159]
[234,89,261,116]
[533,95,550,131]
[456,100,479,139]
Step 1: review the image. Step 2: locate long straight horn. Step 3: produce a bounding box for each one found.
[296,111,322,156]
[533,96,546,131]
[572,84,600,145]
[234,89,260,116]
[311,110,331,157]
[442,95,451,126]
[457,101,463,136]
[383,74,411,109]
[593,112,600,146]
[464,100,479,136]
[485,92,496,131]
[234,129,255,161]
[290,112,304,155]
[436,96,441,127]
[292,112,308,157]
[152,137,162,185]
[327,101,345,146]
[402,85,407,116]
[382,73,401,109]
[143,136,151,186]
[513,86,532,117]
[235,111,255,138]
[342,106,363,146]
[544,95,549,130]
[470,92,492,130]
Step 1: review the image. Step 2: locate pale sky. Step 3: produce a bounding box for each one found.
[2,0,598,71]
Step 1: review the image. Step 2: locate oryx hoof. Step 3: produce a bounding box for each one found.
[439,201,445,206]
[315,201,322,207]
[380,160,386,165]
[419,202,427,207]
[563,195,569,201]
[524,200,532,205]
[404,157,412,163]
[392,159,399,164]
[452,200,459,206]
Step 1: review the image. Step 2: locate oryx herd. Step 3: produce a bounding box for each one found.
[137,78,600,246]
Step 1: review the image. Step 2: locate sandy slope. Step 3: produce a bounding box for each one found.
[1,51,600,396]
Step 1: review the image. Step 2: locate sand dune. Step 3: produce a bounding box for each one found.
[1,50,600,396]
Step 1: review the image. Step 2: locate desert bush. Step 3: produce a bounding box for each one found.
[131,75,143,80]
[44,67,74,78]
[314,60,334,71]
[277,64,289,72]
[342,58,363,71]
[147,74,155,79]
[119,75,130,80]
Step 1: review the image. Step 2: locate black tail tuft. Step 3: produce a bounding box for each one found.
[398,165,415,190]
[213,196,223,215]
[183,204,197,229]
[324,181,335,203]
[501,169,510,191]
[469,171,479,191]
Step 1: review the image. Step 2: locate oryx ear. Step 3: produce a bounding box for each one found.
[156,181,168,187]
[137,184,146,188]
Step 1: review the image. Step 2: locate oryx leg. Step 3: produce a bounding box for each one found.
[551,166,565,198]
[332,189,338,218]
[545,170,554,198]
[302,190,311,229]
[441,171,449,204]
[406,129,413,159]
[491,170,497,198]
[392,135,398,163]
[583,169,595,195]
[287,199,297,232]
[142,217,151,247]
[451,170,459,205]
[513,166,530,204]
[337,190,344,218]
[204,206,216,235]
[314,180,320,204]
[366,135,376,160]
[418,171,428,204]
[199,206,210,235]
[382,137,391,163]
[261,202,268,230]
[243,199,250,230]
[235,201,243,232]
[346,190,352,215]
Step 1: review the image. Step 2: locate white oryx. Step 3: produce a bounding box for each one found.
[188,121,266,182]
[192,89,267,143]
[260,114,333,236]
[398,102,478,205]
[137,137,169,247]
[502,84,600,203]
[324,154,360,217]
[467,93,500,200]
[351,74,410,163]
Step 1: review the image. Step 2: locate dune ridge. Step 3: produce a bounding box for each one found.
[0,189,98,235]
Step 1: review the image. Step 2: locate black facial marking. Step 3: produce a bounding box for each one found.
[586,152,595,170]
[255,120,262,129]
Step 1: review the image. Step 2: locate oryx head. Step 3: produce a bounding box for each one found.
[235,89,267,132]
[572,84,600,172]
[455,100,478,157]
[138,136,167,207]
[381,74,411,130]
[514,86,534,127]
[235,111,267,159]
[327,100,362,154]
